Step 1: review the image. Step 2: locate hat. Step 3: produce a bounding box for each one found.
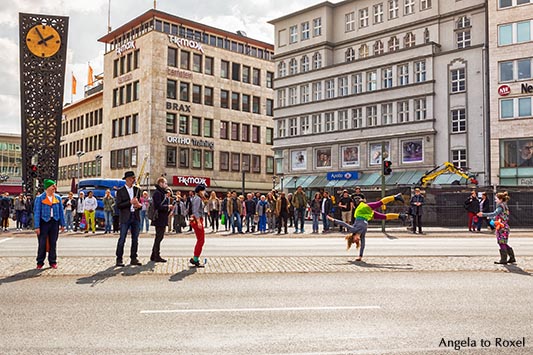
[415,187,421,191]
[43,179,56,190]
[122,171,135,180]
[194,184,206,193]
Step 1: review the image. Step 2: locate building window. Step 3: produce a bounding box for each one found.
[398,101,410,122]
[205,56,214,75]
[266,71,274,88]
[231,153,240,171]
[398,63,409,86]
[302,21,310,40]
[312,81,322,101]
[204,150,213,170]
[289,58,298,75]
[325,79,335,99]
[252,155,261,173]
[191,117,201,136]
[451,68,466,93]
[232,63,241,81]
[241,65,250,84]
[300,115,310,135]
[345,12,355,32]
[500,97,533,118]
[415,60,426,82]
[178,115,189,135]
[252,68,260,85]
[366,106,377,127]
[179,147,189,168]
[289,87,297,105]
[498,24,512,46]
[221,60,229,78]
[452,149,467,169]
[204,118,213,138]
[277,89,286,107]
[220,89,229,108]
[373,40,384,55]
[338,76,349,96]
[388,36,399,51]
[382,103,393,125]
[415,98,427,120]
[345,48,356,62]
[290,25,298,43]
[168,47,177,67]
[313,17,322,36]
[374,3,384,24]
[421,0,432,10]
[242,124,250,142]
[231,92,240,110]
[166,146,177,167]
[277,120,286,138]
[204,87,213,106]
[424,28,430,43]
[220,151,229,171]
[180,82,189,101]
[192,85,201,104]
[389,0,399,18]
[266,98,273,116]
[242,94,251,112]
[352,108,363,128]
[266,156,275,174]
[325,112,335,132]
[167,79,177,99]
[255,126,264,143]
[404,0,415,15]
[352,73,363,94]
[312,114,322,133]
[220,121,228,139]
[404,32,416,47]
[289,118,298,136]
[191,149,202,169]
[367,71,377,91]
[180,50,190,70]
[231,122,240,141]
[301,55,309,72]
[359,8,369,28]
[451,108,466,132]
[338,110,349,130]
[252,96,260,114]
[382,67,393,88]
[166,113,176,133]
[301,84,309,103]
[359,44,369,59]
[312,52,322,69]
[192,53,202,73]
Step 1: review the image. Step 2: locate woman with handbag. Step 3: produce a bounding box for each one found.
[150,177,173,263]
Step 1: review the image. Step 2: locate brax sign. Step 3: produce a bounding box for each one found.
[168,35,205,53]
[173,176,211,187]
[166,102,191,113]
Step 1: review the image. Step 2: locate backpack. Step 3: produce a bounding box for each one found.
[147,201,158,221]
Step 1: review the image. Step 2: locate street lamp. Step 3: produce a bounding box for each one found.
[272,175,277,190]
[279,173,284,192]
[76,151,85,189]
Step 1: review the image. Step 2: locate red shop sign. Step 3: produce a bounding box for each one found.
[498,85,511,96]
[173,176,210,187]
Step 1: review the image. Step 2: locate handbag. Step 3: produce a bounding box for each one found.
[178,214,187,227]
[220,213,226,225]
[79,214,86,230]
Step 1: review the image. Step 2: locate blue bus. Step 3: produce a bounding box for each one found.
[78,178,125,228]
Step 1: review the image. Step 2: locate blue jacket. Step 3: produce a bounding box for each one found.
[34,192,66,228]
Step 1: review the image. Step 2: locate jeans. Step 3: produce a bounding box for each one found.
[245,214,255,232]
[321,212,330,231]
[295,207,306,231]
[140,210,149,232]
[64,210,73,231]
[104,210,113,233]
[36,218,59,265]
[16,210,24,229]
[231,212,242,233]
[116,213,140,261]
[312,213,320,232]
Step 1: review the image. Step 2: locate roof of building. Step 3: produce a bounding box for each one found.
[98,9,274,50]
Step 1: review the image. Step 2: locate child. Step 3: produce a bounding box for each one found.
[477,191,516,264]
[327,193,406,261]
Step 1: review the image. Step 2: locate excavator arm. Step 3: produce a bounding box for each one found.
[418,162,478,188]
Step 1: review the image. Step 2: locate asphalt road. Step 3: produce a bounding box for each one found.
[2,236,533,257]
[0,272,531,355]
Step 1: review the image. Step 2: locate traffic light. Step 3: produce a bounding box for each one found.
[30,164,38,177]
[383,160,392,175]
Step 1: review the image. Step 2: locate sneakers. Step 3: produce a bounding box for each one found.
[398,213,407,223]
[394,193,405,203]
[189,258,200,267]
[36,264,43,269]
[116,259,125,267]
[50,263,58,269]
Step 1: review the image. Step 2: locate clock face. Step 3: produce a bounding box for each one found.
[26,24,61,58]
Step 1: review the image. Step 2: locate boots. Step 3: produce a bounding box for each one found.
[394,193,405,203]
[507,247,516,264]
[494,249,508,264]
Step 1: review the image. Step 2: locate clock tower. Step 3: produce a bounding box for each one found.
[19,13,69,193]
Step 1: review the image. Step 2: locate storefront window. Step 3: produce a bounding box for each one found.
[501,138,533,167]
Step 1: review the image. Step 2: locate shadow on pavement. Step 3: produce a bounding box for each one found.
[169,267,198,282]
[384,233,399,240]
[348,260,414,270]
[503,264,532,276]
[0,268,45,285]
[76,261,156,286]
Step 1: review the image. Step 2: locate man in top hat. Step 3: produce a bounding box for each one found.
[115,171,142,266]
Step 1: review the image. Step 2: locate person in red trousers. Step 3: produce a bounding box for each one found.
[189,184,207,267]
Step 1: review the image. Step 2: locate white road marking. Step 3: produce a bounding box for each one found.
[141,305,380,314]
[0,238,13,244]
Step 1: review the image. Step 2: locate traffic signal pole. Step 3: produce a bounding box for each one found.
[381,141,386,233]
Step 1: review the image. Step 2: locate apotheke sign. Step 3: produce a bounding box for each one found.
[167,136,214,150]
[173,176,211,187]
[168,35,204,53]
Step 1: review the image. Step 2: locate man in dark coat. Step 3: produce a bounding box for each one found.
[115,171,142,267]
[410,187,425,234]
[150,177,173,262]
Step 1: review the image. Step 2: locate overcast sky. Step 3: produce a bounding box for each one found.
[0,0,326,135]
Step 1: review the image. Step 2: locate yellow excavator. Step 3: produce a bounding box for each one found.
[136,154,149,188]
[417,162,478,188]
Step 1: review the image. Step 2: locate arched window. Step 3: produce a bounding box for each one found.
[345,48,356,62]
[289,58,298,75]
[301,55,309,72]
[358,44,368,59]
[312,52,322,69]
[388,36,399,52]
[404,32,415,48]
[373,40,384,55]
[457,16,470,29]
[278,61,287,77]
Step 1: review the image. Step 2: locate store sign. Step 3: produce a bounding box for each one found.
[168,35,204,53]
[117,73,133,84]
[166,102,191,113]
[116,40,136,56]
[173,175,211,187]
[166,136,214,150]
[167,67,193,80]
[521,83,533,94]
[519,178,533,186]
[498,85,511,96]
[326,171,359,181]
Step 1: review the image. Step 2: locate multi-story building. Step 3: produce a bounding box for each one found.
[0,134,23,195]
[269,0,487,191]
[59,9,275,193]
[488,0,533,187]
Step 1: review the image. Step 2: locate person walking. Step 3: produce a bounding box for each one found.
[103,189,114,234]
[207,191,220,233]
[74,191,84,232]
[150,177,173,263]
[410,188,425,234]
[309,192,322,234]
[275,191,289,234]
[475,192,494,232]
[256,195,269,234]
[477,191,516,264]
[115,171,142,267]
[321,191,333,233]
[189,184,207,267]
[33,179,65,269]
[139,191,150,234]
[464,190,480,232]
[292,185,308,234]
[62,192,76,232]
[0,192,11,232]
[83,191,97,234]
[14,193,27,231]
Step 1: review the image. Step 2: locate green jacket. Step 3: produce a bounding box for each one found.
[292,190,308,209]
